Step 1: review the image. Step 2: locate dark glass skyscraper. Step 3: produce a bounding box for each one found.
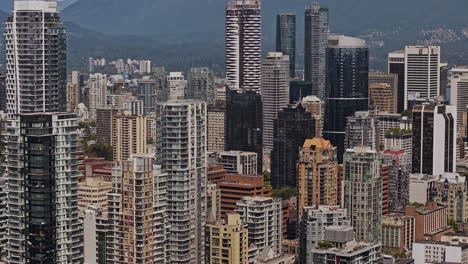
[304,3,329,99]
[276,14,296,78]
[271,103,315,189]
[225,88,263,174]
[324,35,369,162]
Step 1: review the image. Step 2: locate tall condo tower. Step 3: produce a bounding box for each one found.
[5,0,67,118]
[276,14,296,78]
[323,35,369,162]
[156,100,207,264]
[225,0,261,92]
[304,3,329,99]
[5,113,83,263]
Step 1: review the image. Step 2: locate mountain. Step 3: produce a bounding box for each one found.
[0,0,78,12]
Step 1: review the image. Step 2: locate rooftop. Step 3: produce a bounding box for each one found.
[303,137,334,149]
[313,241,381,257]
[328,35,367,48]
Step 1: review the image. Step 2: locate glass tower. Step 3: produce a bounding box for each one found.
[276,14,296,78]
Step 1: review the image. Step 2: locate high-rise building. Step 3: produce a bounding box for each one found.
[378,112,412,143]
[167,72,187,100]
[261,52,290,154]
[107,155,169,263]
[207,101,226,152]
[324,35,369,162]
[389,46,441,110]
[122,98,144,116]
[276,14,296,78]
[299,206,350,264]
[270,102,315,189]
[297,138,339,214]
[225,89,263,174]
[88,73,108,120]
[345,110,380,151]
[432,173,468,223]
[304,3,329,99]
[301,95,324,137]
[289,80,313,103]
[156,100,207,263]
[384,129,412,162]
[112,113,148,161]
[382,150,411,210]
[5,113,83,263]
[78,175,112,216]
[206,213,248,264]
[0,177,6,256]
[236,197,282,259]
[412,102,456,175]
[5,0,67,118]
[440,63,449,101]
[96,108,120,145]
[82,206,109,264]
[225,0,261,92]
[449,67,468,132]
[206,183,222,221]
[216,151,257,175]
[136,77,157,114]
[154,68,169,102]
[186,67,216,105]
[368,72,399,113]
[67,83,79,112]
[343,147,382,243]
[405,202,452,241]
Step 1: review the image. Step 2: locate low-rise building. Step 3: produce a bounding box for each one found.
[412,240,468,264]
[405,202,453,241]
[432,173,468,223]
[253,247,295,264]
[381,214,415,254]
[216,151,258,175]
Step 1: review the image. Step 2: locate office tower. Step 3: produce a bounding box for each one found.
[271,103,315,189]
[96,108,120,145]
[236,197,282,258]
[216,151,257,175]
[5,0,67,117]
[225,89,263,174]
[450,67,468,131]
[261,52,290,153]
[324,35,369,162]
[122,98,144,115]
[67,83,79,112]
[156,100,207,264]
[276,14,296,78]
[112,113,147,161]
[304,3,329,99]
[382,150,410,210]
[225,0,261,91]
[297,138,339,215]
[139,60,152,73]
[0,74,5,111]
[432,173,468,223]
[207,101,226,152]
[107,155,169,263]
[345,110,380,151]
[186,67,216,105]
[381,214,415,254]
[206,183,221,221]
[78,175,112,216]
[311,227,382,263]
[88,73,108,120]
[368,72,399,113]
[343,147,382,243]
[412,102,456,175]
[5,113,83,263]
[289,80,313,103]
[167,72,187,100]
[136,77,157,114]
[389,46,441,110]
[71,71,84,101]
[301,95,324,137]
[440,63,449,101]
[299,206,350,264]
[83,207,109,264]
[154,68,169,102]
[206,214,248,264]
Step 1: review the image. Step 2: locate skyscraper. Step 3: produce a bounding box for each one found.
[276,14,296,78]
[297,138,339,215]
[112,113,148,161]
[301,95,324,137]
[449,67,468,131]
[304,3,329,99]
[225,0,261,91]
[382,150,411,210]
[412,102,456,175]
[167,72,187,100]
[136,76,157,114]
[186,67,216,105]
[261,52,290,153]
[344,147,382,243]
[345,110,380,151]
[225,89,263,174]
[368,72,399,113]
[270,103,315,189]
[88,73,108,120]
[107,155,169,263]
[156,100,207,264]
[5,113,83,263]
[207,101,226,152]
[324,35,369,162]
[5,0,67,117]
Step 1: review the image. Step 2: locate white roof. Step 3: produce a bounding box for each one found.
[15,0,57,12]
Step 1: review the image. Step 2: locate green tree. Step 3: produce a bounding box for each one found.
[86,143,113,161]
[448,218,459,232]
[263,171,271,187]
[272,187,297,200]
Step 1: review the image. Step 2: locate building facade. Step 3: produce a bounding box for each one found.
[207,101,226,152]
[368,72,399,113]
[136,77,157,114]
[276,14,296,78]
[344,110,380,151]
[381,214,415,254]
[112,113,148,161]
[432,173,468,223]
[216,151,258,175]
[186,67,216,105]
[450,67,468,132]
[88,73,108,120]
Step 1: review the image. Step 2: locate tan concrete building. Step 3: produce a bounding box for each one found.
[78,175,112,216]
[432,173,468,223]
[301,95,324,137]
[368,72,398,113]
[112,112,147,161]
[381,214,415,254]
[206,213,248,264]
[67,83,79,112]
[96,108,121,145]
[207,101,226,152]
[207,183,222,221]
[297,138,339,216]
[405,202,453,241]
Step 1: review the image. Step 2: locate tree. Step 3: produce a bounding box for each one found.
[86,143,113,161]
[273,187,297,200]
[263,171,271,187]
[448,218,459,232]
